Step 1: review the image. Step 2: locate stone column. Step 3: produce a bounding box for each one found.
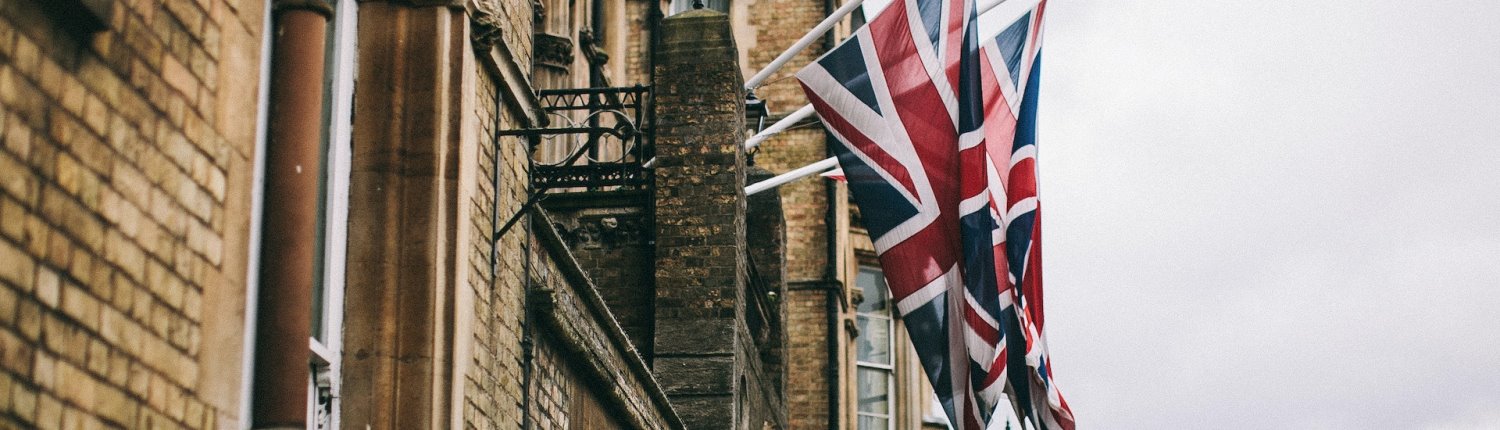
[339,1,477,429]
[650,9,749,429]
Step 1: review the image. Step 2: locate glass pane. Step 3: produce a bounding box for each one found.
[856,368,890,414]
[856,315,891,365]
[669,0,730,14]
[857,415,890,430]
[857,268,889,314]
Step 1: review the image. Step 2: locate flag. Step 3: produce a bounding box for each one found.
[977,2,1074,428]
[796,0,1008,427]
[799,0,1072,427]
[821,167,847,182]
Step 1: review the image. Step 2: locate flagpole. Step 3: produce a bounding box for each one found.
[746,104,817,150]
[745,157,839,195]
[744,0,867,91]
[741,0,1019,195]
[742,0,1011,93]
[742,0,1013,151]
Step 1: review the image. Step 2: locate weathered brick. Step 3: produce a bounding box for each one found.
[31,347,56,389]
[0,151,37,204]
[81,96,110,138]
[111,160,152,210]
[86,339,110,377]
[10,34,41,76]
[34,392,63,429]
[0,284,16,325]
[0,239,34,288]
[0,326,32,375]
[2,112,34,160]
[104,230,147,283]
[20,214,48,258]
[15,299,42,342]
[55,360,98,409]
[60,282,101,331]
[161,55,197,101]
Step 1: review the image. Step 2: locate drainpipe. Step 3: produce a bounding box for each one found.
[821,0,842,426]
[647,0,662,84]
[252,1,331,428]
[823,152,842,429]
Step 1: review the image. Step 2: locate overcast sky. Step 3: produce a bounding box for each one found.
[1014,1,1500,429]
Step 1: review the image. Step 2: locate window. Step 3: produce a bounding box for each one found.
[856,267,895,430]
[668,0,729,15]
[307,1,358,428]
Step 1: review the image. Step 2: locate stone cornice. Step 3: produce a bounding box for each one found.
[467,0,547,128]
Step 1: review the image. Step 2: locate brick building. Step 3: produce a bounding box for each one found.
[1,0,947,428]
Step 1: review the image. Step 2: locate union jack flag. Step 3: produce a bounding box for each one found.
[978,2,1075,429]
[797,0,1071,428]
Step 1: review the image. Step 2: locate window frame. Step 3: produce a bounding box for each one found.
[855,266,897,430]
[305,1,359,429]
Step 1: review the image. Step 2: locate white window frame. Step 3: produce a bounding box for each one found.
[308,1,358,429]
[668,0,731,15]
[855,267,896,430]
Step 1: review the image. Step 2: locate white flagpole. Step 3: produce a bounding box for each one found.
[742,0,1012,150]
[744,0,867,91]
[742,0,1018,195]
[743,0,1010,93]
[745,104,817,150]
[745,157,839,195]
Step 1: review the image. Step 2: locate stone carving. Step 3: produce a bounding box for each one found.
[533,33,575,70]
[469,4,505,51]
[556,216,648,249]
[578,29,611,68]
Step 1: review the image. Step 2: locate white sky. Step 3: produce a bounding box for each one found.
[852,0,1500,428]
[1031,1,1500,428]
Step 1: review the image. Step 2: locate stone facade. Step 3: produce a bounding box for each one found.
[0,0,896,427]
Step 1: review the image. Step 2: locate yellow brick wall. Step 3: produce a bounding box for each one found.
[0,0,264,427]
[465,54,531,430]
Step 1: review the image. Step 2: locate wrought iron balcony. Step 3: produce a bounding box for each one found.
[499,85,654,193]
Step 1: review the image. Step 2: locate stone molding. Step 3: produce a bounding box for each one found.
[533,33,576,70]
[468,0,547,127]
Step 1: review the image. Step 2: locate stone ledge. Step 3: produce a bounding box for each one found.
[529,208,685,429]
[470,0,547,128]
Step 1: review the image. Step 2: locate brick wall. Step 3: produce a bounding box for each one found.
[0,0,264,427]
[649,8,766,428]
[469,0,682,427]
[784,287,830,428]
[745,166,787,400]
[739,0,855,424]
[465,51,526,430]
[548,204,656,358]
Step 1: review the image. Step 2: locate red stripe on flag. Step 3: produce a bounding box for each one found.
[1007,157,1037,203]
[801,86,959,303]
